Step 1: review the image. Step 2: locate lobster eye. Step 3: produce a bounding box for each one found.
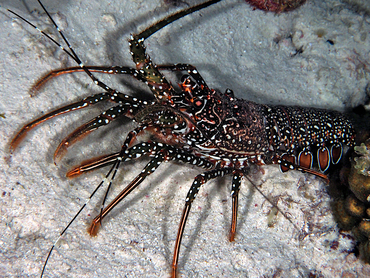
[224,88,235,99]
[181,74,191,83]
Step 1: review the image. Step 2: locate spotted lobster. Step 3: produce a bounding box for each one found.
[8,0,357,276]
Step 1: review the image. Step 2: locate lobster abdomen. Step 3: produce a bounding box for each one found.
[206,94,355,171]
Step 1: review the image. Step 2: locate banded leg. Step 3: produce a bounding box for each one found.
[172,168,234,278]
[69,137,216,220]
[67,141,215,177]
[30,64,207,97]
[53,97,154,162]
[30,66,138,96]
[42,144,214,275]
[41,141,160,276]
[229,171,242,242]
[89,144,215,235]
[66,143,161,178]
[88,148,168,235]
[95,127,146,214]
[87,143,214,236]
[10,91,146,155]
[67,152,120,177]
[41,141,174,275]
[30,64,204,97]
[8,6,151,153]
[9,91,114,152]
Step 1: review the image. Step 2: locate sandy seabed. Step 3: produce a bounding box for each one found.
[1,0,370,277]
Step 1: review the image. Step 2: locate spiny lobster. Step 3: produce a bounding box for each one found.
[8,0,357,277]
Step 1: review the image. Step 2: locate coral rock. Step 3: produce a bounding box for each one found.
[245,0,307,13]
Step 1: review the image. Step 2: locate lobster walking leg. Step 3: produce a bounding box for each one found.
[40,142,155,277]
[39,109,215,276]
[9,91,147,155]
[88,150,167,236]
[30,66,138,96]
[67,152,119,177]
[88,142,215,236]
[53,98,155,161]
[68,141,215,178]
[31,64,204,95]
[172,168,234,277]
[9,91,113,152]
[66,143,158,177]
[230,171,242,242]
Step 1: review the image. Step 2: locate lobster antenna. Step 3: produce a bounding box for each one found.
[6,9,77,62]
[40,160,119,277]
[245,176,307,239]
[136,0,221,40]
[8,2,120,96]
